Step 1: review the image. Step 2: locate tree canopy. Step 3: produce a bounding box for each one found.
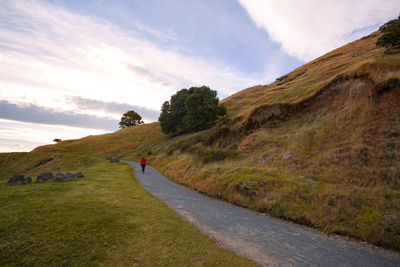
[119,110,144,128]
[158,86,226,135]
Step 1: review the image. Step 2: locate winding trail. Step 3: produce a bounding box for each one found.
[123,161,400,266]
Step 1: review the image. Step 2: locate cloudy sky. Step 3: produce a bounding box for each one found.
[0,0,398,152]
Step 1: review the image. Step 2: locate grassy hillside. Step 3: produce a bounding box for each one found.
[2,28,400,253]
[222,31,398,123]
[0,122,165,180]
[146,30,400,250]
[33,122,165,155]
[0,160,257,266]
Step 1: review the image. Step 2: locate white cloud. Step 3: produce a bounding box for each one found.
[0,0,262,120]
[238,0,399,61]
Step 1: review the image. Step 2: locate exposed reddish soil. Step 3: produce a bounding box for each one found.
[239,73,399,135]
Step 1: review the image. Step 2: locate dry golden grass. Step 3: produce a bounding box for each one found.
[33,122,165,155]
[221,31,398,123]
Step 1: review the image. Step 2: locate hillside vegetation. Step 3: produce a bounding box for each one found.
[2,27,400,252]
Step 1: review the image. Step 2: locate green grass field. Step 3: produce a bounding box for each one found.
[0,161,257,266]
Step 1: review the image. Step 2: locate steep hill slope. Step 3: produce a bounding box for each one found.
[148,30,400,250]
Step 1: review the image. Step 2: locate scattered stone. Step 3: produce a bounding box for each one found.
[56,171,71,181]
[56,171,85,181]
[384,213,399,221]
[243,154,250,160]
[36,172,56,183]
[7,174,31,184]
[262,153,269,159]
[253,158,266,164]
[109,155,122,163]
[282,151,295,159]
[71,171,84,178]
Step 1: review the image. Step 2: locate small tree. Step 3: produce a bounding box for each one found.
[119,110,144,128]
[53,138,62,143]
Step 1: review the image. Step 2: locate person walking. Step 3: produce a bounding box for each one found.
[140,156,147,173]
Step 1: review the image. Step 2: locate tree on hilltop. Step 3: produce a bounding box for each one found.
[158,86,226,135]
[119,110,144,128]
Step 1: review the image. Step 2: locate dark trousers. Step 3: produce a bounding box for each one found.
[141,164,146,172]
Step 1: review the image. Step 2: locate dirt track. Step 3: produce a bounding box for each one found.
[123,161,400,266]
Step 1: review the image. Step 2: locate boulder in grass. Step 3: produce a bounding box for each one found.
[109,156,120,163]
[56,171,85,181]
[36,172,56,183]
[282,151,295,159]
[7,174,31,184]
[70,171,84,178]
[56,171,72,181]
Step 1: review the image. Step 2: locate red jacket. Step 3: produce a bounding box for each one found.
[140,158,147,165]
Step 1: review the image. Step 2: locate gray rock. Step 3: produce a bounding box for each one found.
[384,213,399,221]
[282,151,295,159]
[109,155,121,163]
[56,171,71,181]
[37,172,56,183]
[253,158,266,164]
[71,171,84,178]
[243,155,250,160]
[262,153,269,159]
[55,171,84,181]
[7,174,31,184]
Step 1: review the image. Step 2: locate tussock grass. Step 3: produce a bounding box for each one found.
[0,161,257,266]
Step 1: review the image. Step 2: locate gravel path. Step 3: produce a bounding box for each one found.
[123,161,400,266]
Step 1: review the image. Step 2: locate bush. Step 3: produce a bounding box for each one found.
[377,16,400,49]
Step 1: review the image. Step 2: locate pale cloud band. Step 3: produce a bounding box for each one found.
[0,100,117,131]
[238,0,399,61]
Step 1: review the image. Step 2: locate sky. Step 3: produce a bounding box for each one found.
[0,0,398,152]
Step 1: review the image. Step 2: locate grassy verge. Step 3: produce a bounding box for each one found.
[0,162,257,266]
